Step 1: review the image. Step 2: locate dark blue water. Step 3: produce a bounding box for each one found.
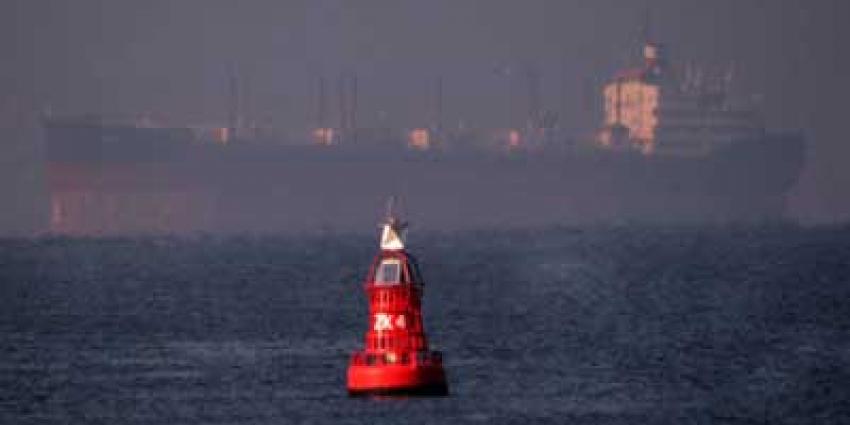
[1,226,849,424]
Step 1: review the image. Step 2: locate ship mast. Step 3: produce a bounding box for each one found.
[526,67,541,132]
[227,68,241,141]
[433,75,444,134]
[641,0,653,45]
[317,75,327,130]
[337,72,358,143]
[337,73,348,135]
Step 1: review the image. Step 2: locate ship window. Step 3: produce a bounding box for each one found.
[375,259,401,285]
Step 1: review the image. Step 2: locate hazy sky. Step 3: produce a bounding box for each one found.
[1,0,849,228]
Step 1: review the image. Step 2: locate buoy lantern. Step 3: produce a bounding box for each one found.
[347,214,448,396]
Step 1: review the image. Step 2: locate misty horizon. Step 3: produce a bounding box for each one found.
[1,0,849,234]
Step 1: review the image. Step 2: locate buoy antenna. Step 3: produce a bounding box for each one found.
[383,195,408,227]
[380,196,407,250]
[386,196,397,222]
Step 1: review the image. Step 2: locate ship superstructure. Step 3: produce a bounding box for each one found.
[598,42,763,156]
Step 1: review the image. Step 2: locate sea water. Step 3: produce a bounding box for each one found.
[1,225,848,424]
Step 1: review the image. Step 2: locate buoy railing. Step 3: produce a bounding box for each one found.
[349,351,444,367]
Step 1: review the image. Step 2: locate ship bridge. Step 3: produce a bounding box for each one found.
[598,41,763,156]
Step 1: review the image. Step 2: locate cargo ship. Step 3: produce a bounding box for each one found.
[43,40,805,235]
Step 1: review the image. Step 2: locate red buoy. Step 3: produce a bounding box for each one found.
[347,212,448,396]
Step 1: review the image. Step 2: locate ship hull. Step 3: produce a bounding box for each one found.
[44,131,805,235]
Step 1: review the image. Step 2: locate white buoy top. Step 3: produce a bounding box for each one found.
[380,217,407,251]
